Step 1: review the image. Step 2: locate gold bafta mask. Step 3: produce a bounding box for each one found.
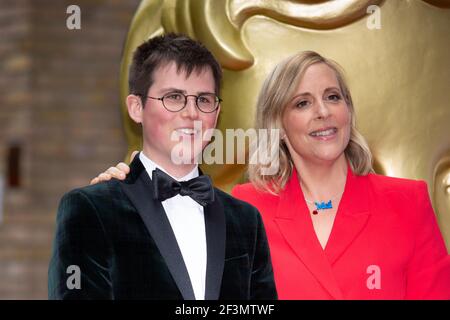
[119,0,450,249]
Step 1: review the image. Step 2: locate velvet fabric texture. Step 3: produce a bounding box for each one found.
[48,156,277,300]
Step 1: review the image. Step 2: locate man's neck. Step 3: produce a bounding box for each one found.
[140,150,198,179]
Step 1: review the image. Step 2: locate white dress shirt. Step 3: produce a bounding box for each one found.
[139,152,207,300]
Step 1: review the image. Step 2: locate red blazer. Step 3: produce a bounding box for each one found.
[232,167,450,299]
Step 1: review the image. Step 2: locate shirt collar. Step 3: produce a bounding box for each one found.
[139,151,199,182]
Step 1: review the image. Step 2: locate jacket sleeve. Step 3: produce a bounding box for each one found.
[250,208,278,300]
[48,189,113,299]
[405,181,450,299]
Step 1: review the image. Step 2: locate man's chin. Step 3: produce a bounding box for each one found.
[170,147,203,165]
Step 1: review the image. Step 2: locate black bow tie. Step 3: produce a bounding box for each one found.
[151,168,215,206]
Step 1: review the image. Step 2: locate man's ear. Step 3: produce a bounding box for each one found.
[213,103,221,128]
[126,94,143,124]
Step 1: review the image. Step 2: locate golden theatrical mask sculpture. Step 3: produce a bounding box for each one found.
[119,0,450,249]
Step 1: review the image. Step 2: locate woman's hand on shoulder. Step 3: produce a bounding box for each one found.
[89,151,138,185]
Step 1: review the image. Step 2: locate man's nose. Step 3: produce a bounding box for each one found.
[182,96,199,118]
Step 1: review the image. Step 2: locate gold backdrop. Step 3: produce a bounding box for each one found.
[119,0,450,250]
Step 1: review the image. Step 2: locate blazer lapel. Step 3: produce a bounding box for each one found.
[325,166,371,266]
[203,190,226,300]
[274,169,344,299]
[120,156,196,300]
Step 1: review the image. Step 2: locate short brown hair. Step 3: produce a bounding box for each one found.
[128,33,222,105]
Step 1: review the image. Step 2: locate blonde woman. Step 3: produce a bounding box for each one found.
[92,51,450,299]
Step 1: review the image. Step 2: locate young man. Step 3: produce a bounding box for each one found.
[48,33,277,300]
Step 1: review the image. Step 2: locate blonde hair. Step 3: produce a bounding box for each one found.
[248,51,373,194]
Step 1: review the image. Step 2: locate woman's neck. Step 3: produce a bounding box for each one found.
[295,155,348,202]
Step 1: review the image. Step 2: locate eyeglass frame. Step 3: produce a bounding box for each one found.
[140,92,222,113]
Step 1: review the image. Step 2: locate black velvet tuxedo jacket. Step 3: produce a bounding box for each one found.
[48,156,277,300]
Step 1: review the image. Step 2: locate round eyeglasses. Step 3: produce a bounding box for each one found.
[145,92,221,113]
